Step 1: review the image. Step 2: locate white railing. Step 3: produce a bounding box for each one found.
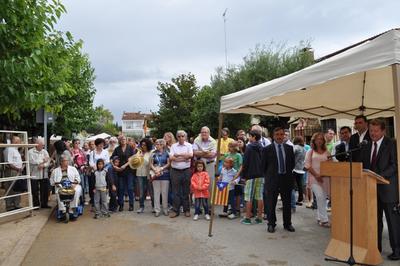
[0,130,37,218]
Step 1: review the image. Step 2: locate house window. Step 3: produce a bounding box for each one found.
[124,121,134,129]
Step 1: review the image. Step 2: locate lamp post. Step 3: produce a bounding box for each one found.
[222,8,228,72]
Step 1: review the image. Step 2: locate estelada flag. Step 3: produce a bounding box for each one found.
[211,181,229,206]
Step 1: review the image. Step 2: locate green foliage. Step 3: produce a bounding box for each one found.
[193,42,315,137]
[53,42,97,136]
[0,0,97,137]
[0,0,72,116]
[151,73,199,138]
[85,105,118,136]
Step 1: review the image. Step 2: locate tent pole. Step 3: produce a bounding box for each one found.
[391,64,400,208]
[208,112,224,237]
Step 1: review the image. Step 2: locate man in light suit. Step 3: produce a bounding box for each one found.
[263,127,295,233]
[361,118,400,261]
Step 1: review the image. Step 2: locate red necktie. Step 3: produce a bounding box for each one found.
[370,142,377,170]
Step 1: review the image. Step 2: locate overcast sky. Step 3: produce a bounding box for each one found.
[57,0,400,123]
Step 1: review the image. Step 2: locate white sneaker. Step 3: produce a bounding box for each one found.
[205,214,211,220]
[228,213,237,220]
[137,207,144,213]
[193,214,199,221]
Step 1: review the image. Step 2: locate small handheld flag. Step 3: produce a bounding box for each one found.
[211,180,229,206]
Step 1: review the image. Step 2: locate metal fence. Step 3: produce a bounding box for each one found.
[0,130,36,218]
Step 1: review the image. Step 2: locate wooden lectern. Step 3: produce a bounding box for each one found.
[320,161,389,266]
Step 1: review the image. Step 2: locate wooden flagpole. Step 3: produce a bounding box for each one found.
[208,113,224,237]
[391,64,400,213]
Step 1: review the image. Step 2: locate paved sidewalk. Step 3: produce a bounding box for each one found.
[0,202,55,266]
[23,202,398,266]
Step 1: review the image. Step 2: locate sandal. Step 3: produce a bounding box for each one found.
[318,221,331,228]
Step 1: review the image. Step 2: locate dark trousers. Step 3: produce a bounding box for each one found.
[109,190,118,211]
[266,186,292,227]
[223,190,237,214]
[31,179,49,207]
[294,172,304,202]
[3,168,21,209]
[195,198,209,215]
[88,173,95,206]
[377,199,400,253]
[118,173,135,207]
[170,168,191,213]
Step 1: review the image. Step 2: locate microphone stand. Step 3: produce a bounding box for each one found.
[325,145,375,266]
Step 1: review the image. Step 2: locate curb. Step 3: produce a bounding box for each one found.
[1,206,55,266]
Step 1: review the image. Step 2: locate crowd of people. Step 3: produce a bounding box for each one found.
[1,115,399,260]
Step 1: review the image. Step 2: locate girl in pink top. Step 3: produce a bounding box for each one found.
[191,160,210,221]
[304,132,331,227]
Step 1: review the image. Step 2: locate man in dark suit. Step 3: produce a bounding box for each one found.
[263,127,295,233]
[361,118,400,261]
[332,126,351,162]
[349,115,371,162]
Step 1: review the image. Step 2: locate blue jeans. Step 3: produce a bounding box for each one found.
[195,198,209,215]
[137,176,148,208]
[223,190,237,214]
[118,173,135,207]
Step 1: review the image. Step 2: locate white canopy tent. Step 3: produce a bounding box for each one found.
[216,28,400,260]
[210,29,400,238]
[220,29,400,119]
[86,133,111,141]
[219,28,400,170]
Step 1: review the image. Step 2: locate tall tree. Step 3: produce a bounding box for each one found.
[52,41,97,136]
[151,73,199,138]
[85,105,118,136]
[0,0,97,137]
[192,42,315,137]
[0,0,74,117]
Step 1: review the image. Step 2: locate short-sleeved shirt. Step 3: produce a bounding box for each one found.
[152,150,170,180]
[4,147,23,169]
[192,137,217,162]
[170,142,193,169]
[136,151,151,177]
[89,149,110,170]
[304,149,330,193]
[222,152,242,171]
[220,167,238,190]
[219,137,234,155]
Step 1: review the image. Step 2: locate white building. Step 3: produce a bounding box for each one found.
[121,112,152,138]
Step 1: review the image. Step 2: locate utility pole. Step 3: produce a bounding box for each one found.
[222,8,228,72]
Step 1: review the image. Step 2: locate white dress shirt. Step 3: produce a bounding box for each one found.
[4,147,23,169]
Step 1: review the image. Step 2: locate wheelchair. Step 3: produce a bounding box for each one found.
[55,179,84,223]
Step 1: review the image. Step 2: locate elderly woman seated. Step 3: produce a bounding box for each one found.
[50,154,83,214]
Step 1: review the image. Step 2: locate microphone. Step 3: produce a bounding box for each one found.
[358,140,368,147]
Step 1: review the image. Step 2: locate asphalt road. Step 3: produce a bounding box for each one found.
[23,202,397,266]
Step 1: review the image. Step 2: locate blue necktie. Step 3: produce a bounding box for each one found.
[278,144,285,174]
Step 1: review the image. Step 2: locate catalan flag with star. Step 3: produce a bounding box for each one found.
[211,180,229,206]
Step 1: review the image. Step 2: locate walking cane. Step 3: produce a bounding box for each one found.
[208,114,224,237]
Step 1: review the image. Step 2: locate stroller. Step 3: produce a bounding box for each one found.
[56,179,84,223]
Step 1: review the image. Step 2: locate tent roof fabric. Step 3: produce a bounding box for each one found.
[220,29,400,119]
[87,133,111,141]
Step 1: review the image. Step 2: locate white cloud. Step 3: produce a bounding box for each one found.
[57,0,400,122]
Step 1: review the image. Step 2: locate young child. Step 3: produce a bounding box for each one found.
[223,141,243,217]
[223,141,243,172]
[219,158,239,219]
[93,159,116,219]
[107,156,120,212]
[191,160,210,221]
